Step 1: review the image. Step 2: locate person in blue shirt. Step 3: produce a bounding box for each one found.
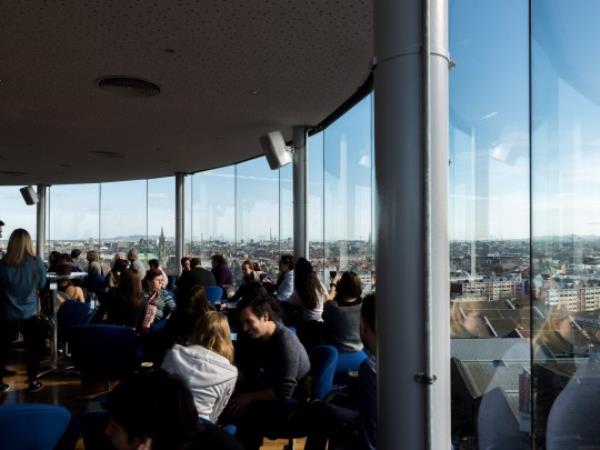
[0,228,47,393]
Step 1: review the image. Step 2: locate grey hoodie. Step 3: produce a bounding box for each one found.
[162,344,238,422]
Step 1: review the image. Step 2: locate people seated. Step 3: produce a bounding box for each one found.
[86,250,103,279]
[275,254,294,302]
[144,269,176,324]
[146,259,168,289]
[165,285,212,346]
[305,294,377,450]
[162,311,238,422]
[181,256,191,273]
[70,248,88,272]
[288,257,332,323]
[98,269,147,332]
[211,254,234,288]
[176,257,217,301]
[55,263,85,305]
[228,293,310,450]
[127,248,146,279]
[107,258,128,289]
[231,260,267,301]
[323,271,363,353]
[104,369,244,450]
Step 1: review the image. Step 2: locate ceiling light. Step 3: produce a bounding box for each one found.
[97,77,160,97]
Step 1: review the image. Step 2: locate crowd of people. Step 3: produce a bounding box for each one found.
[0,226,377,450]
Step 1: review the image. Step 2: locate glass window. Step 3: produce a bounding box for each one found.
[0,186,37,255]
[532,1,600,447]
[190,166,236,268]
[148,177,175,274]
[235,157,280,281]
[449,0,530,447]
[309,132,325,280]
[279,163,294,255]
[324,95,374,289]
[48,183,100,257]
[99,180,148,271]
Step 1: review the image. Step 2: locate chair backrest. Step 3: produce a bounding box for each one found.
[70,324,142,381]
[311,345,339,400]
[335,349,368,376]
[80,410,112,450]
[204,285,224,304]
[57,300,91,343]
[0,403,71,450]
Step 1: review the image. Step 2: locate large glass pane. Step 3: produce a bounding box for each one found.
[532,1,600,447]
[279,163,293,255]
[235,157,280,282]
[0,186,37,255]
[148,177,175,274]
[48,183,100,258]
[309,132,325,280]
[99,180,148,271]
[449,0,531,448]
[324,95,374,288]
[190,166,235,268]
[184,174,192,257]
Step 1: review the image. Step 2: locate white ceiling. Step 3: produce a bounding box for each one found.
[0,0,373,185]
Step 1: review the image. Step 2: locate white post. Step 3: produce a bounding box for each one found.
[374,0,450,448]
[293,126,308,259]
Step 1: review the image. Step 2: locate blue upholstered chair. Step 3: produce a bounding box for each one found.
[310,345,339,400]
[204,285,224,304]
[70,324,142,381]
[57,300,91,345]
[0,404,71,450]
[334,349,368,385]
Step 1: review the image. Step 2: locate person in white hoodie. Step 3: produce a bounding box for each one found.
[162,311,238,423]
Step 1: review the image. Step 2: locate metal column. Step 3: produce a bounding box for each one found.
[175,173,185,275]
[374,0,450,448]
[36,184,47,259]
[293,126,308,259]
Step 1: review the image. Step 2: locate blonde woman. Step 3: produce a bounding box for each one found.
[162,311,238,422]
[0,229,47,393]
[450,300,488,338]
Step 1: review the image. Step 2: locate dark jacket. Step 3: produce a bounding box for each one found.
[176,267,217,299]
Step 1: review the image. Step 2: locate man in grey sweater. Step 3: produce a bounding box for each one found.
[230,294,310,450]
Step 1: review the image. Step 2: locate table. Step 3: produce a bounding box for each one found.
[38,272,88,377]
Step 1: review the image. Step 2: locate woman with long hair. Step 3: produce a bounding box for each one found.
[0,228,47,392]
[162,311,238,422]
[323,271,364,353]
[288,257,331,322]
[101,268,146,331]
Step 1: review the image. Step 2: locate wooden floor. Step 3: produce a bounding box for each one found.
[1,347,305,450]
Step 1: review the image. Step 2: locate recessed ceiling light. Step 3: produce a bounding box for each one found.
[251,90,260,95]
[97,77,160,98]
[90,150,125,159]
[0,170,25,176]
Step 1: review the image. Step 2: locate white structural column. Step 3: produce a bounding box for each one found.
[374,0,450,449]
[175,173,185,275]
[36,184,47,259]
[293,126,308,259]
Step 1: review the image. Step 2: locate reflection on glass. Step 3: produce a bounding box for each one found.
[100,180,148,270]
[148,177,175,274]
[533,1,600,448]
[449,0,530,447]
[324,95,374,291]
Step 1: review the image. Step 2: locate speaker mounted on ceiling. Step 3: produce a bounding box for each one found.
[20,185,38,205]
[260,131,292,170]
